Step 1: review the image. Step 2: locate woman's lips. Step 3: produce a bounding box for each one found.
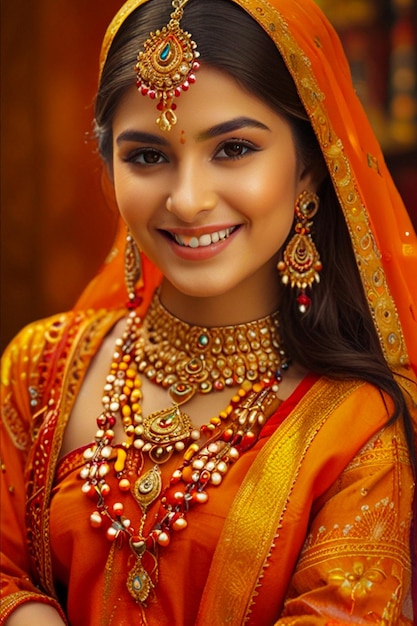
[161,225,240,260]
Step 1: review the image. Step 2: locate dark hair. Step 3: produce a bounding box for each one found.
[95,0,414,436]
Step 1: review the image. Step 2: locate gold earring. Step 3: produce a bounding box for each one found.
[277,190,323,313]
[124,231,142,309]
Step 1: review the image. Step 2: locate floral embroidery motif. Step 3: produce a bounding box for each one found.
[328,561,386,602]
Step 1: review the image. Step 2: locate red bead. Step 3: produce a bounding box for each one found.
[221,428,234,442]
[113,502,124,516]
[97,414,106,427]
[296,293,311,312]
[237,431,256,452]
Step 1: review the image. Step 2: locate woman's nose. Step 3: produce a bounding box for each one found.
[166,163,218,222]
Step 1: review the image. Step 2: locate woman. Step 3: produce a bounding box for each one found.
[1,0,416,624]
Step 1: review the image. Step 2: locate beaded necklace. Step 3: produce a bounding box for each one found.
[80,293,288,605]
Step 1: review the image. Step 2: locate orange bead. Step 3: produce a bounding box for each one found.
[119,478,131,491]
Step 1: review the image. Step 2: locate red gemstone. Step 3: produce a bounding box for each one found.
[296,293,311,310]
[126,294,143,310]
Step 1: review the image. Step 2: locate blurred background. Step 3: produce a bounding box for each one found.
[1,0,417,351]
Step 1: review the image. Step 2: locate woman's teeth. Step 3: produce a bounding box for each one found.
[173,228,234,248]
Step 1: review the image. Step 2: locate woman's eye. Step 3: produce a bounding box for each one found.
[125,149,167,165]
[215,140,257,160]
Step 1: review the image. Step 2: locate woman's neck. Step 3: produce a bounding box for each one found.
[159,270,281,327]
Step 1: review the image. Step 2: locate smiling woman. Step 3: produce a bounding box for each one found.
[111,69,303,315]
[1,0,417,625]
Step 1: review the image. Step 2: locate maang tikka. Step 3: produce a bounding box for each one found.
[135,0,200,131]
[278,190,323,313]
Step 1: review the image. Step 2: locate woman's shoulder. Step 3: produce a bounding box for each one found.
[3,307,123,363]
[1,308,124,444]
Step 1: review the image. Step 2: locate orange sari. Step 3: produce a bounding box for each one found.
[1,0,417,623]
[1,310,415,624]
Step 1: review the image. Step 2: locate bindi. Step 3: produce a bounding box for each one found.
[180,130,186,145]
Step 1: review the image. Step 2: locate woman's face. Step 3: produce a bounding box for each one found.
[112,66,317,314]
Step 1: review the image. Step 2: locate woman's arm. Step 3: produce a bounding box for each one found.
[5,603,66,626]
[1,323,68,625]
[277,418,414,624]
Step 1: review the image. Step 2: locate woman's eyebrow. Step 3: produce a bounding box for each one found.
[116,130,169,146]
[196,117,271,141]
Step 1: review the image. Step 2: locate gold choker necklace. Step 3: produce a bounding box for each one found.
[136,290,288,395]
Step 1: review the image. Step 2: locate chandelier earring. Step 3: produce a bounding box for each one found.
[124,231,142,309]
[277,190,323,313]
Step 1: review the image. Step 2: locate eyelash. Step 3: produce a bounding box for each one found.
[124,149,167,166]
[214,139,259,160]
[123,139,259,166]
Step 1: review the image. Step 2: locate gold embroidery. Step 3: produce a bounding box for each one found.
[328,561,386,601]
[197,378,362,622]
[24,310,123,599]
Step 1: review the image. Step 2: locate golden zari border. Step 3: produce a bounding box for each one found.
[197,377,363,622]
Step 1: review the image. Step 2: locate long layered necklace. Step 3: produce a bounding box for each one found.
[80,292,289,605]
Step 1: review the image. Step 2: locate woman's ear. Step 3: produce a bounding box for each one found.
[298,151,328,193]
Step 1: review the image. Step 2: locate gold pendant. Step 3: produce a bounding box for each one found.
[133,465,162,512]
[142,404,192,463]
[127,557,154,604]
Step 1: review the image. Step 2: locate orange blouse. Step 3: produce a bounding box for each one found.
[1,310,415,624]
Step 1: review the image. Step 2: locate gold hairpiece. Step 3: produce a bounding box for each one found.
[134,0,200,131]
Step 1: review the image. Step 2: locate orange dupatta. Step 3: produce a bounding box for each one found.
[80,0,417,375]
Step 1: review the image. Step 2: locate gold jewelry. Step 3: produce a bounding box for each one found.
[124,231,143,308]
[134,0,200,131]
[81,292,287,604]
[277,190,322,313]
[137,289,288,394]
